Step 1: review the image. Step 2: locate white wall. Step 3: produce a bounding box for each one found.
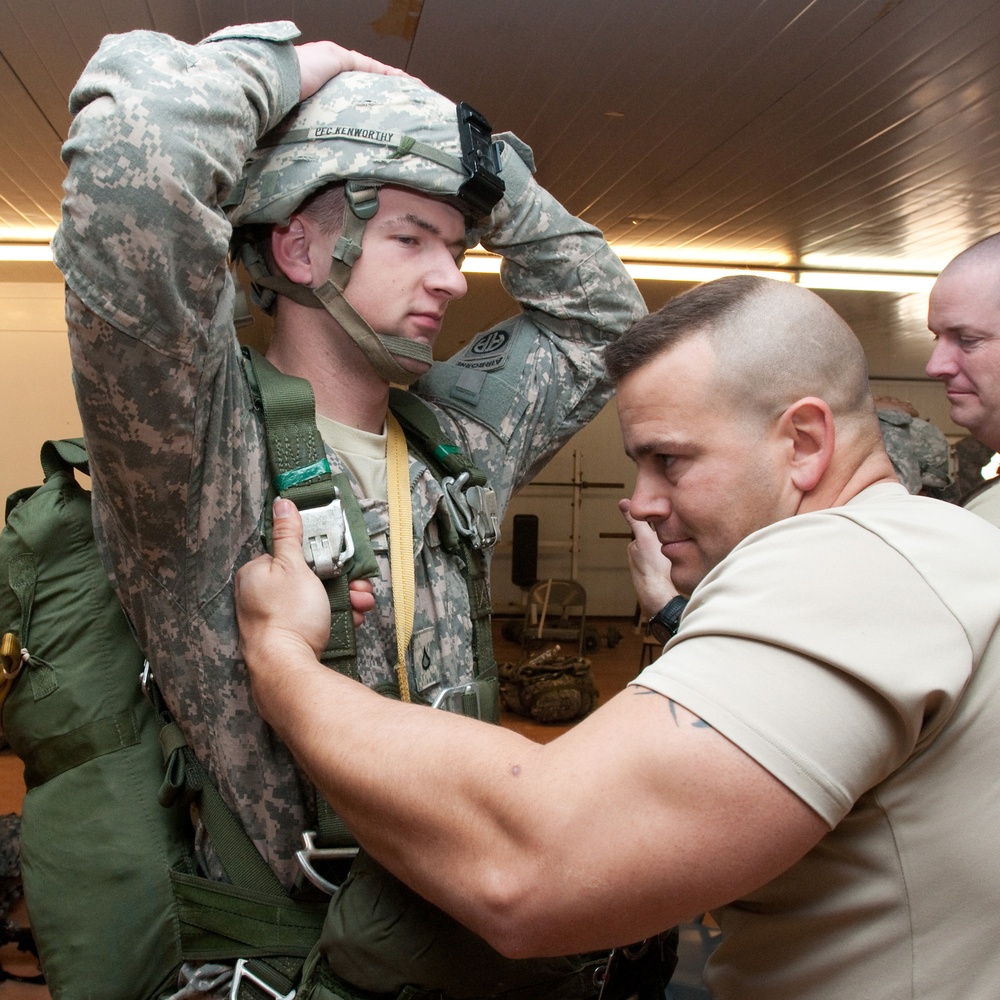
[2,281,83,506]
[490,400,638,617]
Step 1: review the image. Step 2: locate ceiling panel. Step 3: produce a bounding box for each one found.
[0,64,62,230]
[3,0,1000,423]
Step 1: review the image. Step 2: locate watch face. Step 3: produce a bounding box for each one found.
[648,618,673,646]
[649,596,689,645]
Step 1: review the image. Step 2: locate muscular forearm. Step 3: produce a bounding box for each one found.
[249,648,823,960]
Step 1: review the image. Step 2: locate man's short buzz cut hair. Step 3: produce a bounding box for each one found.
[605,274,760,384]
[946,231,1000,267]
[605,274,874,426]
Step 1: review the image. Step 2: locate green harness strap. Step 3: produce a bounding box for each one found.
[388,388,487,487]
[387,388,498,719]
[242,354,500,872]
[242,347,377,677]
[242,348,497,712]
[154,686,327,998]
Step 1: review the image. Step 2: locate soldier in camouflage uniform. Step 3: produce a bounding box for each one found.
[53,20,644,998]
[908,415,954,499]
[954,435,997,503]
[875,403,922,494]
[874,396,952,497]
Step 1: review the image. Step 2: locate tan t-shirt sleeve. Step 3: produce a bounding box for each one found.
[632,496,976,826]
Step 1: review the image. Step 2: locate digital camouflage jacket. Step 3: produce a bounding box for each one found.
[53,22,645,887]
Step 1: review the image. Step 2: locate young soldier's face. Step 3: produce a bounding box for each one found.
[344,186,469,375]
[618,337,791,596]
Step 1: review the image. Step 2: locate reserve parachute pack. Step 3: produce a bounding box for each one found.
[0,359,677,1000]
[0,438,328,1000]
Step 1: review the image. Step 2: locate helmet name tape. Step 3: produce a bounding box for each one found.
[258,125,398,149]
[315,126,395,142]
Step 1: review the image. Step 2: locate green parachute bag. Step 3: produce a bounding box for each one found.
[0,439,195,1000]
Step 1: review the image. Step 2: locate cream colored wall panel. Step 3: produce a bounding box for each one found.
[1,282,79,507]
[491,400,640,619]
[0,282,65,331]
[2,327,82,508]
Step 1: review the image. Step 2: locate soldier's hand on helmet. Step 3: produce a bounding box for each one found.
[236,498,376,673]
[295,41,410,101]
[619,498,683,619]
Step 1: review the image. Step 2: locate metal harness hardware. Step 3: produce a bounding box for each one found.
[0,632,25,714]
[298,495,356,579]
[441,472,500,549]
[295,830,358,895]
[229,958,296,1000]
[431,680,483,716]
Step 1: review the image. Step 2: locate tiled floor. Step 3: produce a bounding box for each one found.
[0,617,713,999]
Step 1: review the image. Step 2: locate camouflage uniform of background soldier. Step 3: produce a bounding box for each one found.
[953,436,996,503]
[874,396,953,499]
[53,21,646,1000]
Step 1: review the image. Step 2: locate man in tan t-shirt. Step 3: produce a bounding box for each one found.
[235,274,1000,1000]
[927,234,1000,524]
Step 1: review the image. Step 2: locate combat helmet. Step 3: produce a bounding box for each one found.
[225,71,506,385]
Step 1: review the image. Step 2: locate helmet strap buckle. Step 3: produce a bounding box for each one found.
[345,181,380,220]
[333,234,363,268]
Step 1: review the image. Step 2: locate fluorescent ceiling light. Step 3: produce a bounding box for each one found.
[798,271,935,293]
[463,247,936,292]
[462,250,794,283]
[623,263,795,283]
[613,244,793,268]
[802,252,945,274]
[0,233,940,294]
[461,253,501,273]
[0,226,57,243]
[0,243,53,262]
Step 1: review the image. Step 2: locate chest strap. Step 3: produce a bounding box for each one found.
[242,348,377,677]
[243,351,500,892]
[387,388,498,715]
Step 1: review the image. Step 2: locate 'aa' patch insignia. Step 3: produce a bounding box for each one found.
[455,328,513,372]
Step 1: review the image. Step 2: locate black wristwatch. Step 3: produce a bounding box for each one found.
[647,596,689,645]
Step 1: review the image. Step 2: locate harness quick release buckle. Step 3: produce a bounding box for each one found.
[139,660,154,701]
[431,681,483,718]
[442,473,500,549]
[296,496,355,579]
[295,830,358,895]
[229,958,295,1000]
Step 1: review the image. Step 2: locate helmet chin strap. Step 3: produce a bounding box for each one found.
[311,275,431,387]
[313,180,432,387]
[238,181,433,387]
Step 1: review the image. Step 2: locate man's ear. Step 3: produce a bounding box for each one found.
[778,397,834,492]
[270,215,315,285]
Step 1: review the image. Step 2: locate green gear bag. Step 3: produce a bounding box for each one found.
[0,439,194,1000]
[0,426,676,1000]
[312,850,609,1000]
[0,440,326,1000]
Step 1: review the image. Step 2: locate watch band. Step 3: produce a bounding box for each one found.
[647,595,689,645]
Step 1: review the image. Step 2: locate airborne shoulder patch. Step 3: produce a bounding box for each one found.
[455,328,513,372]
